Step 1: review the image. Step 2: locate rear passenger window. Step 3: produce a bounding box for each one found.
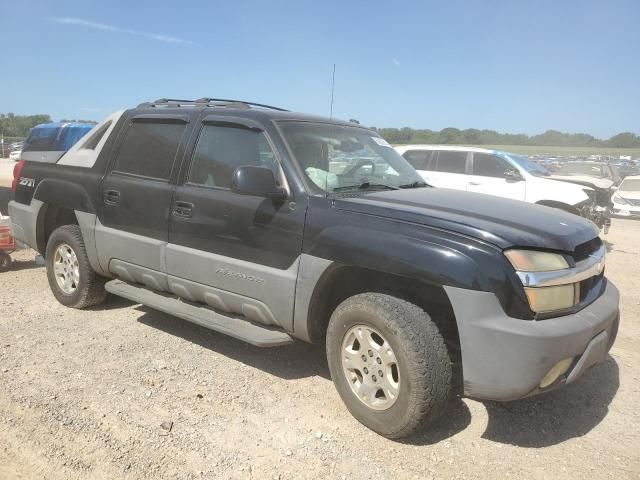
[402,150,434,170]
[473,153,511,178]
[434,151,467,174]
[81,121,112,150]
[188,125,278,189]
[113,122,186,180]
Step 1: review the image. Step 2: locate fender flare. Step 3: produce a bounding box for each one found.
[33,178,96,214]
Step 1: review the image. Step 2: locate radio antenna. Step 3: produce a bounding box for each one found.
[329,64,336,119]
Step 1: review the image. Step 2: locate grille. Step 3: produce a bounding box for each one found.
[579,272,604,302]
[573,237,603,262]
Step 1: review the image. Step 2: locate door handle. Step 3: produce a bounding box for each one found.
[468,181,482,186]
[103,189,121,205]
[173,201,194,218]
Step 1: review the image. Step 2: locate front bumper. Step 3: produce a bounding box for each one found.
[445,281,619,401]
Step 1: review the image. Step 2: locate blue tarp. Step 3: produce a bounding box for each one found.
[23,123,94,152]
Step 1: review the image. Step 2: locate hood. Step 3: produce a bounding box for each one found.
[335,188,599,252]
[548,174,614,190]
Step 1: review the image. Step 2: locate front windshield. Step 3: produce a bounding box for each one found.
[556,162,606,177]
[279,121,425,193]
[619,179,640,191]
[506,153,550,176]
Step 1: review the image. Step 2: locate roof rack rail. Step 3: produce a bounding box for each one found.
[137,98,289,112]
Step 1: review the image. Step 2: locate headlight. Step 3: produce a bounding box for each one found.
[504,249,569,272]
[505,249,579,314]
[612,194,628,205]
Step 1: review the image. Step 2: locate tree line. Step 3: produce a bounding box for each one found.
[0,113,96,139]
[1,112,638,148]
[372,127,640,148]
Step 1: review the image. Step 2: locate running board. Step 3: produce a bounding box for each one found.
[105,280,294,347]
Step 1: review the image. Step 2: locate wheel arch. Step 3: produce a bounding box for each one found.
[33,178,96,255]
[36,204,79,255]
[303,264,462,386]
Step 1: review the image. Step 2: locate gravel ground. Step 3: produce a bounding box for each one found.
[0,218,639,480]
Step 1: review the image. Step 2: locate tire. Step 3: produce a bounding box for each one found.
[0,251,12,272]
[326,293,452,439]
[45,225,107,309]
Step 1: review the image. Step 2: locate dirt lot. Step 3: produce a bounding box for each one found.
[0,213,639,479]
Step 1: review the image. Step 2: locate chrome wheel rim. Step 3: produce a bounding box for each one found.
[341,325,400,410]
[53,243,80,295]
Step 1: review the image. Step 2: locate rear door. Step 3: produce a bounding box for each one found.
[166,116,306,329]
[467,152,526,200]
[428,150,471,190]
[95,114,192,289]
[402,149,436,183]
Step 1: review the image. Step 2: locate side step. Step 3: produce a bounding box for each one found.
[105,280,294,347]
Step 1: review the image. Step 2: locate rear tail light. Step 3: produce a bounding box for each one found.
[12,160,25,192]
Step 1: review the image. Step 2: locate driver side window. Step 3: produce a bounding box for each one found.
[472,153,512,178]
[188,125,279,189]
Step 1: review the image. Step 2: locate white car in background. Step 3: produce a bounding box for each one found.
[394,145,610,231]
[9,150,21,161]
[612,175,640,218]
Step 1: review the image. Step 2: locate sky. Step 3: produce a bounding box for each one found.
[1,0,638,138]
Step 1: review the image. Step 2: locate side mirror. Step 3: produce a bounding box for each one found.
[231,166,287,201]
[504,169,523,182]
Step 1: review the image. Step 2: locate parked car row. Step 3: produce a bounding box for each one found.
[612,175,640,218]
[395,145,613,232]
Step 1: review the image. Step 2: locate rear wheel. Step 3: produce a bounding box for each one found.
[326,293,452,439]
[45,225,107,308]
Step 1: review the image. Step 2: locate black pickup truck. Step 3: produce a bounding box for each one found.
[9,98,619,438]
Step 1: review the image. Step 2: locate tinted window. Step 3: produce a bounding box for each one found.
[113,122,186,180]
[188,125,278,189]
[434,151,467,174]
[473,153,512,178]
[82,121,112,150]
[403,150,434,170]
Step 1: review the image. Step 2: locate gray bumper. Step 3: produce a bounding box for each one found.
[445,281,620,401]
[8,199,43,252]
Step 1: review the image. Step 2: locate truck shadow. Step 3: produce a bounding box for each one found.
[0,186,11,214]
[480,355,619,447]
[6,257,43,271]
[135,306,330,381]
[133,305,619,447]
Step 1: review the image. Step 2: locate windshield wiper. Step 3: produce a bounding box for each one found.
[332,182,400,192]
[398,181,430,189]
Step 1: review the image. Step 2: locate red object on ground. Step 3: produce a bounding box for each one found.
[0,223,15,251]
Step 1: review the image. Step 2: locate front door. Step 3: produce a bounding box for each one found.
[428,150,471,191]
[467,152,526,201]
[166,117,306,329]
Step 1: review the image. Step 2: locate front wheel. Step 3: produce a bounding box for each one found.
[326,293,452,439]
[45,225,107,309]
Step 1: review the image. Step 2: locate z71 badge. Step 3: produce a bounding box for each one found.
[19,177,35,188]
